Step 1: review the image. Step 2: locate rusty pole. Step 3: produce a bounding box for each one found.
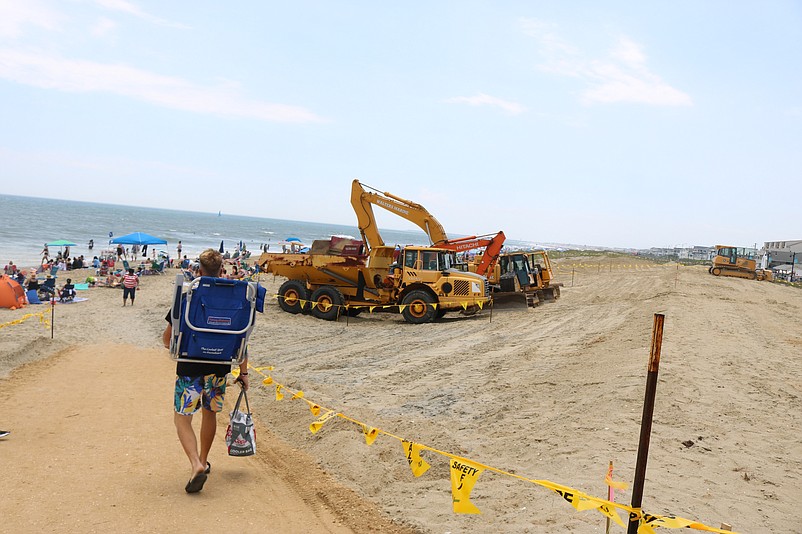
[627,313,665,534]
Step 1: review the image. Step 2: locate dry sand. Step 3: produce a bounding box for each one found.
[0,258,800,533]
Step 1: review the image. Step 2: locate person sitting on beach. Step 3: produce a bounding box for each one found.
[104,273,122,288]
[92,256,100,269]
[4,261,17,276]
[59,278,76,302]
[26,273,40,292]
[228,265,244,280]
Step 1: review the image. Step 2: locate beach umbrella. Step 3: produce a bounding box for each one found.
[46,239,77,247]
[110,232,168,245]
[285,237,301,242]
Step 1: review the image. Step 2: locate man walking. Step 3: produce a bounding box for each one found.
[162,249,249,493]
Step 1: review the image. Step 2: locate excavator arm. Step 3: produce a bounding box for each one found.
[435,231,506,276]
[351,179,449,250]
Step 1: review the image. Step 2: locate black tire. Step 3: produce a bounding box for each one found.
[401,290,437,324]
[278,280,308,314]
[310,286,344,321]
[708,266,713,274]
[711,268,722,276]
[435,307,447,319]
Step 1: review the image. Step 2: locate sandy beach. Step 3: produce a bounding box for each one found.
[1,257,800,533]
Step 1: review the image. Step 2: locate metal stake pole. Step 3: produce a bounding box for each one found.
[50,298,55,339]
[627,313,665,534]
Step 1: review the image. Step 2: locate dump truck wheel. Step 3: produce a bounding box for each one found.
[401,290,436,324]
[711,267,722,276]
[310,286,343,321]
[278,280,308,314]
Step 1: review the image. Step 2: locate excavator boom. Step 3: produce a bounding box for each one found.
[351,179,449,249]
[434,232,506,276]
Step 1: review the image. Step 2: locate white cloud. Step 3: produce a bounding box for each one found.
[91,17,117,38]
[90,0,189,29]
[444,93,526,115]
[521,18,691,107]
[0,49,326,123]
[0,0,63,38]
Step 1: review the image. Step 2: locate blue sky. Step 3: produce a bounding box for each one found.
[1,1,800,249]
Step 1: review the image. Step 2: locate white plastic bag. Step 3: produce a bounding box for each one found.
[225,389,255,456]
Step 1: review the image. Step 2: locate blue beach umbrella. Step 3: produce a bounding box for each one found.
[110,232,168,246]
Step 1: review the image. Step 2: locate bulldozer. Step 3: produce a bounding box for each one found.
[709,245,772,281]
[472,249,561,307]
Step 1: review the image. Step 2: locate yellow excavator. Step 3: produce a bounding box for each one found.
[350,180,506,275]
[709,245,772,281]
[352,180,559,307]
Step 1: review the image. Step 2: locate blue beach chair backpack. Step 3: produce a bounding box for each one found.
[169,274,266,365]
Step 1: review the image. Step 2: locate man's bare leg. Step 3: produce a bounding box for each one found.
[199,408,217,468]
[174,412,205,476]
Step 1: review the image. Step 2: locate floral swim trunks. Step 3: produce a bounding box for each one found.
[174,374,227,415]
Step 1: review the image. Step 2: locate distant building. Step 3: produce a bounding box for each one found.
[760,239,802,275]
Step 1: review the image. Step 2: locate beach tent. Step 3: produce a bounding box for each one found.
[0,275,26,309]
[110,232,168,246]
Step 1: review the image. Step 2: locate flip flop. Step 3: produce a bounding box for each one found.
[204,462,211,475]
[185,471,208,493]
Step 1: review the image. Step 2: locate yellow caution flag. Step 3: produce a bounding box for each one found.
[449,457,484,514]
[402,440,430,477]
[398,305,407,314]
[309,403,321,417]
[262,376,274,385]
[275,384,284,401]
[291,390,304,400]
[309,410,338,434]
[362,425,379,446]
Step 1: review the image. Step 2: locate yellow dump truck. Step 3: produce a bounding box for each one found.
[258,236,489,324]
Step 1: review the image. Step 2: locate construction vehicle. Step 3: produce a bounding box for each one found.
[469,249,561,307]
[709,245,772,281]
[351,179,560,308]
[350,180,506,275]
[256,187,490,324]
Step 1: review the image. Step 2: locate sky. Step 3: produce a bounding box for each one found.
[1,1,800,250]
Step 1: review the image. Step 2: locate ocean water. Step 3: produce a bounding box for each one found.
[0,195,538,270]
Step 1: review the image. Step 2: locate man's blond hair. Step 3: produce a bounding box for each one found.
[198,249,223,276]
